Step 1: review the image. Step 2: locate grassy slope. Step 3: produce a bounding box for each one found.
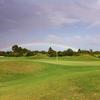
[0,55,100,100]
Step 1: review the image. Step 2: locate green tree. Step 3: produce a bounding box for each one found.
[63,48,74,56]
[48,47,56,57]
[12,45,19,53]
[58,51,63,56]
[78,49,81,53]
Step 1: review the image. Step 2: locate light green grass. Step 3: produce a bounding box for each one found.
[0,56,100,100]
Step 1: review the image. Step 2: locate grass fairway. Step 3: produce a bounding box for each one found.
[0,56,100,100]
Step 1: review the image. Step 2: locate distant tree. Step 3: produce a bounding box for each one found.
[12,45,31,56]
[63,48,74,56]
[5,51,13,57]
[23,52,32,56]
[80,50,90,54]
[90,49,93,53]
[12,45,19,53]
[89,49,94,55]
[0,51,5,56]
[66,48,74,56]
[40,51,47,54]
[73,51,79,56]
[78,49,81,53]
[48,47,56,57]
[94,51,100,55]
[58,51,63,56]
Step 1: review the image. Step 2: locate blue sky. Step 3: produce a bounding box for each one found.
[0,0,100,51]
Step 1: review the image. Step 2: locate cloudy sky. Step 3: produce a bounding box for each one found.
[0,0,100,51]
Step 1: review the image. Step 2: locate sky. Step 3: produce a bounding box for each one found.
[0,0,100,51]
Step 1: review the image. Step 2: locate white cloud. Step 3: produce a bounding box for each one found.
[19,42,77,51]
[45,34,78,50]
[39,0,100,28]
[46,34,64,44]
[47,12,79,26]
[45,33,100,50]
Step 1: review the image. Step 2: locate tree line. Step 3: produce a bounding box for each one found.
[0,45,100,57]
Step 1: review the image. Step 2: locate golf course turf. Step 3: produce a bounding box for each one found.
[0,56,100,100]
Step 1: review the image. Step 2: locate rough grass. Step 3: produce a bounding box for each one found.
[0,55,100,100]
